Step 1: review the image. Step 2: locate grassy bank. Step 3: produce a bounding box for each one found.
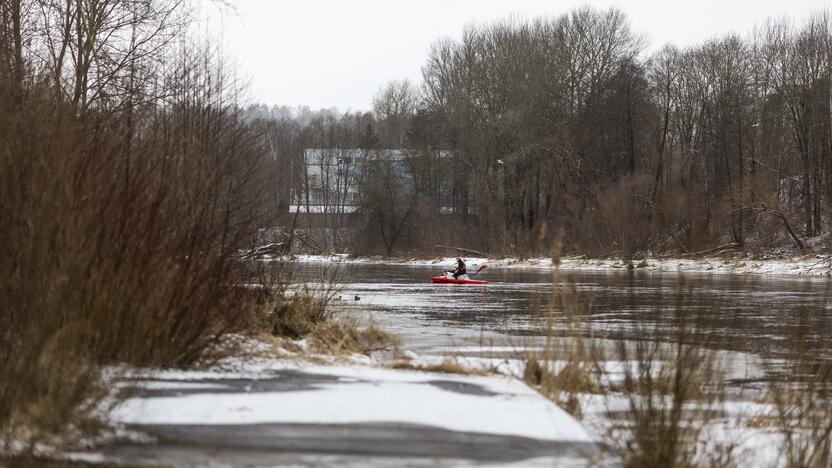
[512,245,832,467]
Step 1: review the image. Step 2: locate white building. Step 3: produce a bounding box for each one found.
[290,148,453,215]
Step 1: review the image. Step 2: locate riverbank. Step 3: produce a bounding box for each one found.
[68,333,789,468]
[286,253,832,276]
[63,337,601,467]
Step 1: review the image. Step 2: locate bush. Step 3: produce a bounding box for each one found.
[0,42,272,454]
[266,284,336,339]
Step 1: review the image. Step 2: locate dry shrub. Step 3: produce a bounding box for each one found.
[574,173,657,258]
[257,268,397,357]
[307,318,400,356]
[763,337,832,468]
[524,235,729,466]
[266,284,335,339]
[604,300,727,468]
[566,171,721,257]
[0,39,273,454]
[523,231,602,417]
[260,265,343,339]
[0,322,110,454]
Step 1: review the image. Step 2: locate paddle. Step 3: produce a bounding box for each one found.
[470,264,487,277]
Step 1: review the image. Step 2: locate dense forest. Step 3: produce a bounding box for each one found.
[254,7,832,258]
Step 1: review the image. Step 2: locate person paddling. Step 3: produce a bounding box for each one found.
[452,257,467,279]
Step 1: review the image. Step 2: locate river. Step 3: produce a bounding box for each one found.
[295,262,832,371]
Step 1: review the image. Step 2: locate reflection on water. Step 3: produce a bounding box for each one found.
[287,262,832,360]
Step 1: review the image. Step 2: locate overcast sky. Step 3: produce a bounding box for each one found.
[207,0,829,111]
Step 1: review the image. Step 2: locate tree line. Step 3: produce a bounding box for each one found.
[254,7,832,258]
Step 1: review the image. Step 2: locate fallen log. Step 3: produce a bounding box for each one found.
[679,242,741,258]
[731,205,806,250]
[758,207,805,250]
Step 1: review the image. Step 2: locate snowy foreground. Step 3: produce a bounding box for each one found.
[61,333,798,467]
[288,253,832,276]
[76,352,600,467]
[112,363,590,442]
[82,347,790,468]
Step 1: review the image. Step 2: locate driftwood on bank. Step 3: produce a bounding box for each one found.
[434,244,491,257]
[757,207,805,250]
[241,242,287,259]
[676,242,741,258]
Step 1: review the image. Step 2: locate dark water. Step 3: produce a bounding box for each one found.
[291,263,832,359]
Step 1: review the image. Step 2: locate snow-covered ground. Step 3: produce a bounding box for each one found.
[284,253,832,276]
[577,393,787,468]
[112,362,591,443]
[99,343,791,468]
[83,346,601,466]
[405,349,789,468]
[56,325,805,468]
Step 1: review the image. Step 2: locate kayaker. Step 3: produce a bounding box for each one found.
[452,257,467,279]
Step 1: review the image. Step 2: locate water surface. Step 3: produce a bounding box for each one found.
[292,263,832,361]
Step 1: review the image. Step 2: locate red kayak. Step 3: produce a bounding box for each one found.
[430,276,488,285]
[431,264,488,284]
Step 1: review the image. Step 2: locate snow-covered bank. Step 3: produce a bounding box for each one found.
[76,331,793,468]
[286,253,832,276]
[91,344,601,466]
[112,362,592,444]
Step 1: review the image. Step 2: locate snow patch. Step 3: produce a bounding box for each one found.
[112,364,592,443]
[283,254,832,277]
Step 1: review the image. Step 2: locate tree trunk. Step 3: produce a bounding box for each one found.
[11,0,23,90]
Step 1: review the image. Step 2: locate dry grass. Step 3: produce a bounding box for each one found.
[521,229,603,417]
[307,318,400,356]
[265,283,338,339]
[255,265,400,358]
[744,412,782,429]
[391,358,490,376]
[606,328,725,468]
[521,230,733,466]
[762,345,832,468]
[524,247,832,468]
[523,357,600,416]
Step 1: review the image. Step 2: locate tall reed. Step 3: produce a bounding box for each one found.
[0,30,275,454]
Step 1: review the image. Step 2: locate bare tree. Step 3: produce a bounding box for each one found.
[373,78,418,148]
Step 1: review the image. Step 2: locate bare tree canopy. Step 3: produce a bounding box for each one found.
[257,6,832,258]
